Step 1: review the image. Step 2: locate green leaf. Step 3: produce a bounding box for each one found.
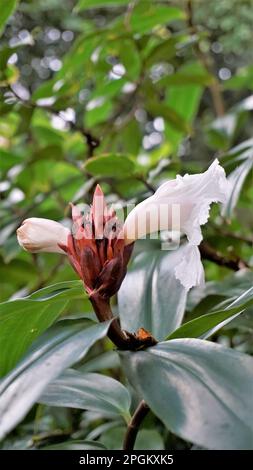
[85,100,113,127]
[187,270,253,313]
[39,369,131,420]
[0,319,110,440]
[44,440,106,450]
[77,0,129,10]
[100,426,164,450]
[163,64,204,150]
[129,4,185,35]
[121,339,253,449]
[224,65,253,90]
[147,100,190,134]
[84,154,136,178]
[79,350,120,372]
[27,280,84,301]
[169,287,253,340]
[0,0,18,36]
[118,247,187,341]
[222,156,253,218]
[145,35,188,67]
[168,309,241,340]
[0,149,22,172]
[0,281,85,377]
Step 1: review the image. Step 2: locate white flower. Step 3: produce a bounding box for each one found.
[16,217,70,254]
[174,243,205,291]
[124,159,230,245]
[123,159,230,290]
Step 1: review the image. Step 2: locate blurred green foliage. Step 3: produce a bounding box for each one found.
[0,0,253,451]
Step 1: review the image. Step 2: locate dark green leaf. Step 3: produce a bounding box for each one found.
[40,369,131,420]
[0,280,85,376]
[0,319,110,440]
[121,339,253,449]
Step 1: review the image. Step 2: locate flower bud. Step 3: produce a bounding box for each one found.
[17,217,70,254]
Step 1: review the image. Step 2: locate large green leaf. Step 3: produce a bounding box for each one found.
[169,286,253,340]
[121,339,253,449]
[0,0,18,36]
[84,154,136,178]
[118,247,187,341]
[0,280,85,377]
[39,369,131,421]
[0,319,110,440]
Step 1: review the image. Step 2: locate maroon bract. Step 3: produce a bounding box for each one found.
[59,185,134,298]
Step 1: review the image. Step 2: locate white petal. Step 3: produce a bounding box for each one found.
[17,217,70,254]
[124,159,230,245]
[174,244,205,291]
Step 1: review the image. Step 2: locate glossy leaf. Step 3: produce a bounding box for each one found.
[187,270,253,313]
[169,286,253,340]
[39,369,131,420]
[0,280,85,376]
[118,247,187,341]
[222,156,253,218]
[0,319,110,440]
[121,339,253,449]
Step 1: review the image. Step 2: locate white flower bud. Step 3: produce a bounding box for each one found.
[17,218,70,254]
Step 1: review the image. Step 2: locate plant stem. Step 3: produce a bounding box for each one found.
[123,400,150,450]
[89,293,131,350]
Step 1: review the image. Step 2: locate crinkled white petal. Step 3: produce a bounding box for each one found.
[17,217,70,253]
[124,159,231,245]
[174,244,205,291]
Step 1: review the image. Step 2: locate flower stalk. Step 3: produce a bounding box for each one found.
[123,400,150,450]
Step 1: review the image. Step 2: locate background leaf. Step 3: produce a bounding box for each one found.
[0,0,18,35]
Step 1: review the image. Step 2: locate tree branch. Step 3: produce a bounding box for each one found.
[8,86,100,157]
[123,400,150,450]
[199,241,249,271]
